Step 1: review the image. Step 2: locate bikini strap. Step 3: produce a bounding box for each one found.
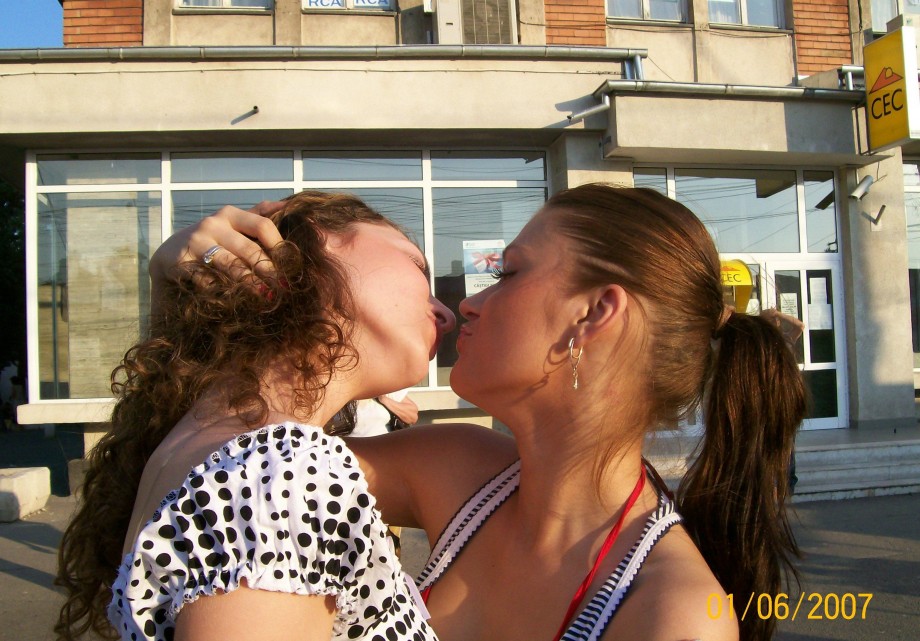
[560,465,683,641]
[416,460,521,592]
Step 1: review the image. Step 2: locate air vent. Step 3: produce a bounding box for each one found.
[434,0,516,45]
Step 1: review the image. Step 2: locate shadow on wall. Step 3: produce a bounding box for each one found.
[0,427,84,496]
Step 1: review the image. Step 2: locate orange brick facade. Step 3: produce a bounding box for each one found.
[62,0,143,48]
[544,0,607,47]
[793,0,853,76]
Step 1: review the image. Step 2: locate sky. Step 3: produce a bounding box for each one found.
[0,0,63,49]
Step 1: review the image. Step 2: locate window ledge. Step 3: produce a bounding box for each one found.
[606,18,692,29]
[708,23,792,35]
[173,8,273,15]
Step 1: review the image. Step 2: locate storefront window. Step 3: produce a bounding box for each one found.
[31,150,546,402]
[634,168,667,193]
[172,189,294,229]
[37,153,160,186]
[304,152,422,181]
[37,191,162,400]
[432,188,545,386]
[172,152,293,183]
[904,182,920,368]
[804,171,838,253]
[675,168,799,253]
[431,152,545,181]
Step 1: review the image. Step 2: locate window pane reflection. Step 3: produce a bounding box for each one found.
[805,171,837,253]
[172,189,293,229]
[37,154,160,186]
[37,192,162,399]
[432,188,546,386]
[172,153,293,183]
[431,152,545,181]
[675,169,799,253]
[303,152,422,181]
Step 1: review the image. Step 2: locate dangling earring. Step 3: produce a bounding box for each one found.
[568,338,583,390]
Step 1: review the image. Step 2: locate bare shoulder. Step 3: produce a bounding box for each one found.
[603,526,739,641]
[345,423,518,531]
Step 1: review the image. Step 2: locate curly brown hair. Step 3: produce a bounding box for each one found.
[55,191,397,641]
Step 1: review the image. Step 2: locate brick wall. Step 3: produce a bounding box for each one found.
[544,0,606,47]
[793,0,852,76]
[62,0,143,48]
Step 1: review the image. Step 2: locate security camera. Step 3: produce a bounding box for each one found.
[850,175,874,200]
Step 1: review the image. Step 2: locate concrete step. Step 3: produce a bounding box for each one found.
[644,431,920,503]
[0,467,51,521]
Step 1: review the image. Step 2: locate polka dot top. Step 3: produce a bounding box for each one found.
[108,423,438,641]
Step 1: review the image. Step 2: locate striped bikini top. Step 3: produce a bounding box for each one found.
[416,460,684,641]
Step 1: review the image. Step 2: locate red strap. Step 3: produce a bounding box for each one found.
[552,468,647,641]
[421,585,431,604]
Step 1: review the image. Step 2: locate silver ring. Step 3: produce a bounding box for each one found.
[202,245,223,265]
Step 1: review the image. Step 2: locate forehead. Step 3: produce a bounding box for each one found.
[512,208,561,249]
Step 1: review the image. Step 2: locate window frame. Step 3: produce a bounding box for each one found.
[708,0,785,28]
[606,0,689,23]
[301,0,395,12]
[176,0,274,9]
[26,148,546,408]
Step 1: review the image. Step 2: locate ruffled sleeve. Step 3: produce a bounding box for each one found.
[109,424,402,640]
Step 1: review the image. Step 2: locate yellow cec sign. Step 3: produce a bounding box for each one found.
[864,27,920,152]
[720,260,754,313]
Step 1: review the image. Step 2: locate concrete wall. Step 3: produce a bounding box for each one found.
[841,155,918,429]
[0,57,625,141]
[604,93,861,165]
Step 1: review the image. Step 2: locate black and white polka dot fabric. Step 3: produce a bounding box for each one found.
[108,423,437,641]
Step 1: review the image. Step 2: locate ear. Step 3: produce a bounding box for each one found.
[574,284,630,346]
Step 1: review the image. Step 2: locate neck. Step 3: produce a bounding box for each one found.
[504,407,648,550]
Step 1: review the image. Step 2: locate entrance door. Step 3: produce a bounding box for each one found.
[762,261,848,430]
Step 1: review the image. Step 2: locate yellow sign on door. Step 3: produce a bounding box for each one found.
[864,28,920,152]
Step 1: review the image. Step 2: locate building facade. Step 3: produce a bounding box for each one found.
[2,0,918,436]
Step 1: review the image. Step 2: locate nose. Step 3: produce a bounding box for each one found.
[458,288,485,321]
[431,295,456,334]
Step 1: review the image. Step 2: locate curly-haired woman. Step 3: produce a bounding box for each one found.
[55,192,455,641]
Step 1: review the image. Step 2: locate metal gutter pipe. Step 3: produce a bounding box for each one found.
[0,45,649,63]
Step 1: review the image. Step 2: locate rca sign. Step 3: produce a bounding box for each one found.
[864,28,920,152]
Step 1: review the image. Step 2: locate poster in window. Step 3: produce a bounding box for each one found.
[463,239,504,297]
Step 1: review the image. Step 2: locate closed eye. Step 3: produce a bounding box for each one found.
[411,254,431,279]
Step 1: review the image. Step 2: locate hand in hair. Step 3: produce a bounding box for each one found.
[149,200,285,310]
[760,308,805,350]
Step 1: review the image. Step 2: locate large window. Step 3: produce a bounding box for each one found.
[302,0,393,10]
[871,0,899,33]
[30,151,546,401]
[608,0,687,21]
[178,0,273,8]
[904,162,920,368]
[635,168,837,254]
[709,0,783,27]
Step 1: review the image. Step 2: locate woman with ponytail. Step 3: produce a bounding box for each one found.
[107,183,805,641]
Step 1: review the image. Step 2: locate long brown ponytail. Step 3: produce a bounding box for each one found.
[678,311,806,641]
[549,184,807,641]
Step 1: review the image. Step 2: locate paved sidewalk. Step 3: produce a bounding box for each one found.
[1,424,917,641]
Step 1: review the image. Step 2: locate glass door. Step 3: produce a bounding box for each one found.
[762,261,848,430]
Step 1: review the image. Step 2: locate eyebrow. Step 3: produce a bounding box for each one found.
[421,253,432,280]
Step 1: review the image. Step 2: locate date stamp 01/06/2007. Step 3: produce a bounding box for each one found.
[707,593,874,622]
